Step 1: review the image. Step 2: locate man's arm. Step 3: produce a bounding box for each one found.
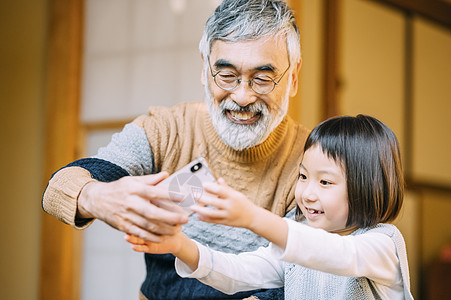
[41,122,189,241]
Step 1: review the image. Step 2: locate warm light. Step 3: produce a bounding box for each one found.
[169,0,222,15]
[169,0,187,15]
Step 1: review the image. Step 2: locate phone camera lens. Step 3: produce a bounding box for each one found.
[191,163,202,172]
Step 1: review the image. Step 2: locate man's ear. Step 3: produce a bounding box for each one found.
[201,54,206,86]
[289,59,302,97]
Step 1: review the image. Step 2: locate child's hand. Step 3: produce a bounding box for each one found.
[126,232,201,272]
[193,178,259,229]
[124,232,184,254]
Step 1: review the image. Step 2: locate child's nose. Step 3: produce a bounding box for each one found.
[302,184,318,202]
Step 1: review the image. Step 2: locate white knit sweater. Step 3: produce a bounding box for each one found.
[176,219,414,300]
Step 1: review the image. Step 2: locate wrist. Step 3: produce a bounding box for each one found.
[247,205,268,232]
[77,181,97,219]
[248,206,288,249]
[173,234,200,271]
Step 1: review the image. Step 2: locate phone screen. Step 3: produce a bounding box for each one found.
[157,157,216,214]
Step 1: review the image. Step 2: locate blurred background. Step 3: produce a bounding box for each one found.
[1,0,450,299]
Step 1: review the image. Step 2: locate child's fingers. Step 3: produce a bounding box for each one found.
[203,178,244,201]
[203,179,233,198]
[202,181,221,194]
[124,234,146,245]
[216,177,228,186]
[196,213,227,225]
[125,234,154,253]
[191,204,227,220]
[197,193,226,209]
[131,244,151,253]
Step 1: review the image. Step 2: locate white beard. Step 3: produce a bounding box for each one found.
[204,72,291,151]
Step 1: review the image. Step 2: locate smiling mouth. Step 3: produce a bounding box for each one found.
[306,208,324,215]
[226,110,261,125]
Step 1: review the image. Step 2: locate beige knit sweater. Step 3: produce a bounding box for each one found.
[43,102,309,228]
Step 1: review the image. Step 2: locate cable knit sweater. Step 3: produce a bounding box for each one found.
[42,102,310,299]
[176,220,414,300]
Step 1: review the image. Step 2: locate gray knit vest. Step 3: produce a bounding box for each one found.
[283,224,414,300]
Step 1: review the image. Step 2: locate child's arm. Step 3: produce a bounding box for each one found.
[126,227,286,295]
[193,178,289,250]
[125,232,200,271]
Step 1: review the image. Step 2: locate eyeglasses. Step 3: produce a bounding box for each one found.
[208,57,290,95]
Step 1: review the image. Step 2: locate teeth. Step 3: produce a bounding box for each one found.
[307,208,322,214]
[230,110,256,121]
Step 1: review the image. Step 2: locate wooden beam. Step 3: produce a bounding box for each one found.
[403,13,414,184]
[287,0,302,123]
[39,0,84,299]
[82,119,133,131]
[368,0,451,28]
[407,179,451,194]
[322,0,340,119]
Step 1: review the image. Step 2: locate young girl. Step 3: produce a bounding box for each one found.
[126,115,414,300]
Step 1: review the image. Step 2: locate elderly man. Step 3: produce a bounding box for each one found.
[42,0,309,299]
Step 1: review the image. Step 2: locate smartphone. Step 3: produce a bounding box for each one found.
[157,157,216,214]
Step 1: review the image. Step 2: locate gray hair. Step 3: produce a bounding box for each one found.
[199,0,301,66]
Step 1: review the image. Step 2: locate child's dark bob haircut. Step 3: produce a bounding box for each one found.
[300,115,404,228]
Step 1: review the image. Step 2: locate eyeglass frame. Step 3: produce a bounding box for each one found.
[207,56,291,95]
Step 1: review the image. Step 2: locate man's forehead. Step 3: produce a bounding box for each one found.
[209,36,289,70]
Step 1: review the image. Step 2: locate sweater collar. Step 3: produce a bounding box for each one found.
[204,112,288,163]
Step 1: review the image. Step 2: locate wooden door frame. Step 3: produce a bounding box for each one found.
[369,0,451,29]
[39,0,84,299]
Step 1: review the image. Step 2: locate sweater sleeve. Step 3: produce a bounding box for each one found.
[42,166,97,229]
[42,158,130,229]
[175,241,284,295]
[272,219,401,287]
[41,119,152,229]
[93,121,155,176]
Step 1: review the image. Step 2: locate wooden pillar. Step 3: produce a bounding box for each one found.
[288,0,341,122]
[39,0,84,299]
[287,0,302,123]
[322,0,340,119]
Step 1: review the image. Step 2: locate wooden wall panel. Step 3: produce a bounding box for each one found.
[412,18,451,186]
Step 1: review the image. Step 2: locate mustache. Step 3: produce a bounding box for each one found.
[219,99,268,114]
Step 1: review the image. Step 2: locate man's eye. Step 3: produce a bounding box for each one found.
[253,76,273,85]
[219,73,235,78]
[217,73,237,83]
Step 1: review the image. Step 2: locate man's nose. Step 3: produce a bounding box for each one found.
[230,80,258,107]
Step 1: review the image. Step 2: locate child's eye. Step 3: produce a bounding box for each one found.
[298,173,307,180]
[320,180,332,186]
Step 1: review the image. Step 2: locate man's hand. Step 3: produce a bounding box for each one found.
[77,172,189,242]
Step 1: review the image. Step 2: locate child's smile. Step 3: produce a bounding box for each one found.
[304,207,324,217]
